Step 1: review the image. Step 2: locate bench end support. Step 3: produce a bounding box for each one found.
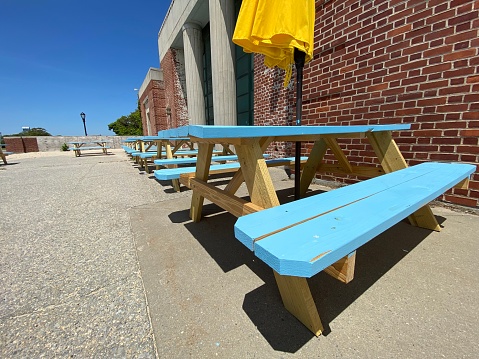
[273,272,324,336]
[324,251,356,284]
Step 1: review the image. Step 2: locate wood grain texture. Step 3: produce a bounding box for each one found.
[273,272,324,336]
[190,143,214,222]
[300,138,328,196]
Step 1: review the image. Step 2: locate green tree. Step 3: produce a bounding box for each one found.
[6,127,52,136]
[108,109,143,136]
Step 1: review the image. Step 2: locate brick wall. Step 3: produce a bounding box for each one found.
[254,54,297,157]
[254,0,478,207]
[3,137,39,153]
[139,79,168,135]
[161,49,189,130]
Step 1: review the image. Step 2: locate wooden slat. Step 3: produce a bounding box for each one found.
[316,164,385,177]
[321,132,366,139]
[186,178,264,217]
[220,143,236,155]
[324,137,353,173]
[172,140,188,153]
[454,177,469,189]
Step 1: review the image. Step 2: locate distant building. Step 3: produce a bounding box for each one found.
[138,68,167,135]
[22,127,30,132]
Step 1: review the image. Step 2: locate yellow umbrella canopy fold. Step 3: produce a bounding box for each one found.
[233,0,315,85]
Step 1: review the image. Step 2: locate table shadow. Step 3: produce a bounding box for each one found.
[169,188,446,352]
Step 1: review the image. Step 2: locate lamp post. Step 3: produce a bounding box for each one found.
[80,112,87,136]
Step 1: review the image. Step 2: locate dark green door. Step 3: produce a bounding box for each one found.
[203,24,214,125]
[235,0,254,126]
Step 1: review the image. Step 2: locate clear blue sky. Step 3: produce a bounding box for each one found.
[0,0,170,136]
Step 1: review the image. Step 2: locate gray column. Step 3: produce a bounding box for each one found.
[182,22,206,125]
[209,0,236,126]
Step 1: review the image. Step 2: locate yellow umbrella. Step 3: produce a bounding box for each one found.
[233,0,316,199]
[233,0,315,87]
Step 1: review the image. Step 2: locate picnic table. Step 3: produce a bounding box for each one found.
[156,124,475,335]
[172,124,431,220]
[128,136,192,170]
[68,140,111,157]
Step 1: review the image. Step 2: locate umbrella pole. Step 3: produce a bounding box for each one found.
[294,49,306,200]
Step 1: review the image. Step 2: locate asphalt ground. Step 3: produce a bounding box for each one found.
[1,150,478,358]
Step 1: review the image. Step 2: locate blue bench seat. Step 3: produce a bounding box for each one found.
[137,151,159,159]
[133,149,225,161]
[154,154,237,166]
[153,154,270,166]
[154,157,303,181]
[131,149,199,158]
[122,145,133,152]
[234,162,475,278]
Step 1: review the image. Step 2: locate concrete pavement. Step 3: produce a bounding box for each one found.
[1,150,478,358]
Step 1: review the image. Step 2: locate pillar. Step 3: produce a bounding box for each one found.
[182,22,206,125]
[209,0,236,126]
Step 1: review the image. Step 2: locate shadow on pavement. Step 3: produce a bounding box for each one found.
[171,188,446,352]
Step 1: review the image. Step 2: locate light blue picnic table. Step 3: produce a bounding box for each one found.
[67,140,111,157]
[160,124,476,336]
[176,124,413,219]
[169,123,472,335]
[129,136,194,173]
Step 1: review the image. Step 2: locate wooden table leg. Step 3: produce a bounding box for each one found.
[0,148,7,164]
[300,138,328,196]
[235,139,279,208]
[366,131,441,231]
[163,142,180,192]
[224,137,274,195]
[236,139,323,336]
[273,272,324,336]
[190,142,214,222]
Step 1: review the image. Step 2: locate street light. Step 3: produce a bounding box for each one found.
[80,112,87,136]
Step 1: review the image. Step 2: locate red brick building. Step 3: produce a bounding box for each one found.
[139,0,478,207]
[137,68,169,135]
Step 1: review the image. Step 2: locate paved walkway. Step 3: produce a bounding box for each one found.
[1,150,478,358]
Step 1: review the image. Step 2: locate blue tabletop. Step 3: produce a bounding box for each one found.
[144,134,190,141]
[67,140,111,144]
[157,124,411,139]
